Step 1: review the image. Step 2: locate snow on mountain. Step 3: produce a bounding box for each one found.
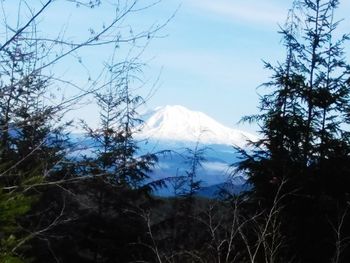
[136,105,257,148]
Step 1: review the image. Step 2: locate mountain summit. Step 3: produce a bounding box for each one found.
[137,105,256,147]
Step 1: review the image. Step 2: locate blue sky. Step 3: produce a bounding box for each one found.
[139,0,349,132]
[2,0,350,133]
[143,0,293,132]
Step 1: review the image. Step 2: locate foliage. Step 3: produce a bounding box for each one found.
[237,0,350,262]
[0,0,163,260]
[0,190,35,262]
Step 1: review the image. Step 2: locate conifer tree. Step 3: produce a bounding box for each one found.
[0,30,70,262]
[60,57,160,262]
[237,0,350,262]
[84,59,158,190]
[0,0,168,260]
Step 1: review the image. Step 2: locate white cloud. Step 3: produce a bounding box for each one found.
[202,161,230,173]
[187,0,288,25]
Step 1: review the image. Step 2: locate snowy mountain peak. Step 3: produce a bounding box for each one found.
[137,105,257,147]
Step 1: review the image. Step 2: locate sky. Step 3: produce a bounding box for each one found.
[143,0,293,132]
[2,0,350,133]
[140,0,350,132]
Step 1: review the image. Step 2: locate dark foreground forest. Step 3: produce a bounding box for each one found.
[1,0,350,262]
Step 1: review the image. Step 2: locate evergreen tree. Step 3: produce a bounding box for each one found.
[0,35,71,262]
[83,59,158,191]
[0,1,170,261]
[237,1,350,262]
[54,59,161,263]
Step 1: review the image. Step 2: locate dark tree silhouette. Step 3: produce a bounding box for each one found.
[0,0,169,261]
[237,1,350,262]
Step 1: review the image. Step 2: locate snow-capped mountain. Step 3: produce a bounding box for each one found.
[133,105,253,197]
[136,105,257,148]
[70,105,253,197]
